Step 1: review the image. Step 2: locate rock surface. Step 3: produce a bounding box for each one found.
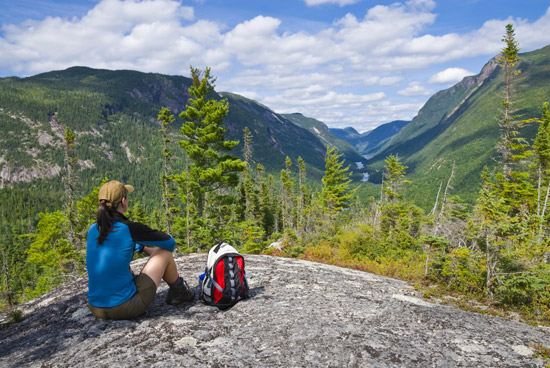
[1,254,549,367]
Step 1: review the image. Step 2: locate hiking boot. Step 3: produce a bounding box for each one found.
[166,279,195,305]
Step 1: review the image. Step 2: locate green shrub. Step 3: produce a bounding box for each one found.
[440,248,486,294]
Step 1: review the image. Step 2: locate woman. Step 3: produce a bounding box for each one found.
[86,180,194,320]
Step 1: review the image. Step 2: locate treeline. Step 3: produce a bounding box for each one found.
[1,25,549,326]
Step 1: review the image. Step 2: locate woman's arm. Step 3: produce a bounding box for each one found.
[142,246,155,256]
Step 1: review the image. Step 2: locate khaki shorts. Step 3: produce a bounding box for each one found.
[88,273,157,320]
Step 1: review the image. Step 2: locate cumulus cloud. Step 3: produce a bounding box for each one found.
[398,82,433,96]
[0,0,549,129]
[428,67,473,84]
[303,0,360,6]
[364,76,403,86]
[0,0,201,75]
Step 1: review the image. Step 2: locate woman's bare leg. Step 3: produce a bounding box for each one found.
[140,247,179,287]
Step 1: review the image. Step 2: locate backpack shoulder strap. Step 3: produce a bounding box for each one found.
[213,240,226,254]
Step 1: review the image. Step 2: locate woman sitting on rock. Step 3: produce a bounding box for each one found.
[86,180,194,320]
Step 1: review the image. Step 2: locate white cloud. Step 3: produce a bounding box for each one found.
[0,0,549,130]
[0,0,208,76]
[263,90,385,111]
[429,67,473,84]
[315,99,423,132]
[364,76,403,86]
[303,0,360,6]
[515,7,550,49]
[398,82,433,96]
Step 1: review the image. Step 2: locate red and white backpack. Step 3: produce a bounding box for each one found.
[199,242,249,309]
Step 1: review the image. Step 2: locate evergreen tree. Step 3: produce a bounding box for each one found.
[25,211,77,297]
[533,103,550,173]
[258,165,275,237]
[378,155,422,251]
[383,154,410,203]
[240,127,257,222]
[320,147,356,227]
[533,103,550,238]
[472,168,512,297]
[63,127,78,249]
[158,107,176,233]
[297,156,307,236]
[128,200,150,225]
[269,174,280,234]
[243,127,253,165]
[280,157,295,231]
[176,66,246,244]
[498,23,522,179]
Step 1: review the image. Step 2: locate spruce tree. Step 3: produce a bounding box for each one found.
[158,107,176,233]
[281,157,295,231]
[383,154,410,203]
[240,127,256,222]
[258,164,274,236]
[472,168,511,298]
[320,146,355,226]
[63,127,78,248]
[177,66,246,243]
[498,23,521,179]
[532,103,550,239]
[297,157,307,236]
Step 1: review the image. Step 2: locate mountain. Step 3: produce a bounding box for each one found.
[219,93,328,177]
[0,67,347,222]
[365,45,550,207]
[329,126,362,142]
[281,113,368,169]
[329,120,409,157]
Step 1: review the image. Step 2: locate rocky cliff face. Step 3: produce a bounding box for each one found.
[1,254,549,367]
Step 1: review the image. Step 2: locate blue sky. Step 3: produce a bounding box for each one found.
[1,0,549,132]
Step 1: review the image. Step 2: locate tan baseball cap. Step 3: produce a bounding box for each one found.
[98,180,134,206]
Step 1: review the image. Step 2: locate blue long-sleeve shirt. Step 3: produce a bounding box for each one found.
[86,212,175,308]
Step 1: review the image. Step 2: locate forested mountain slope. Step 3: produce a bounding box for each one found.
[329,126,363,142]
[366,45,550,207]
[0,67,348,223]
[281,112,367,169]
[329,120,409,157]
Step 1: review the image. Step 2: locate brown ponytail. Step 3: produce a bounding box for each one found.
[96,201,120,245]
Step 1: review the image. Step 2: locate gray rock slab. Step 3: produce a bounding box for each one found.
[1,254,549,367]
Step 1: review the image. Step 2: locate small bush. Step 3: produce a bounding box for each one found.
[440,248,486,294]
[8,310,24,323]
